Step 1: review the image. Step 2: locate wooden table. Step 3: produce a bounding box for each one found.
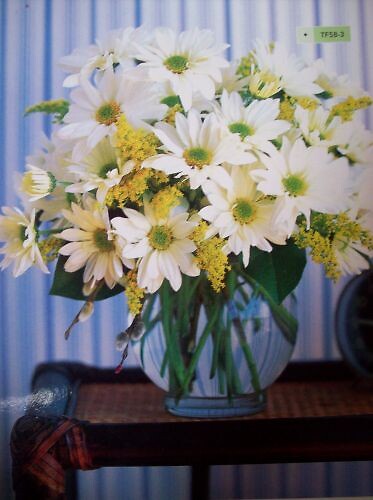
[10,361,373,499]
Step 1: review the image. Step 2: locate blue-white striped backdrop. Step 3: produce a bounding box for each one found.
[1,1,372,499]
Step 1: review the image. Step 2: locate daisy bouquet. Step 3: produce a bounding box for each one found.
[1,27,373,398]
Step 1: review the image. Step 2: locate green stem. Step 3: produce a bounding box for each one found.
[187,288,202,354]
[140,313,161,366]
[224,321,233,400]
[225,322,243,394]
[58,181,73,187]
[160,283,185,388]
[231,313,262,396]
[142,293,156,328]
[209,312,223,379]
[217,361,226,395]
[181,302,220,394]
[160,347,169,377]
[225,270,262,397]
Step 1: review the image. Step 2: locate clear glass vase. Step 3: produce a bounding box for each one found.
[131,274,296,418]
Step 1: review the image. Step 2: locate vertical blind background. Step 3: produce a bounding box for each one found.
[0,0,372,498]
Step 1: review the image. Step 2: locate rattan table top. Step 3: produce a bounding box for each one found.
[74,379,373,424]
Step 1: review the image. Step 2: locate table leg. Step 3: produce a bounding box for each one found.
[11,415,69,499]
[191,464,210,500]
[66,470,78,500]
[10,414,93,500]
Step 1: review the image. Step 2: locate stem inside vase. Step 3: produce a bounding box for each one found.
[133,272,296,417]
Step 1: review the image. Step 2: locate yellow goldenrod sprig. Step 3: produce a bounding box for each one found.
[164,103,184,125]
[278,95,320,121]
[278,96,295,121]
[114,115,160,167]
[294,213,373,281]
[330,96,373,122]
[191,220,209,244]
[38,236,65,263]
[105,169,152,208]
[293,96,319,111]
[195,234,231,292]
[123,269,145,316]
[236,52,256,78]
[294,224,339,280]
[24,99,69,123]
[150,185,183,219]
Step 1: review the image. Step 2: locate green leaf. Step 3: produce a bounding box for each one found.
[49,256,124,301]
[25,99,69,123]
[245,240,306,304]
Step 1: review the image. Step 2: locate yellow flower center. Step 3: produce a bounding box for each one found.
[282,174,308,197]
[98,162,117,178]
[95,101,121,125]
[93,229,115,251]
[148,225,173,250]
[232,199,257,225]
[229,122,254,139]
[183,147,212,169]
[164,55,189,74]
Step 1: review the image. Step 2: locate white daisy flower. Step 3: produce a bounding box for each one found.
[135,27,229,111]
[143,109,254,190]
[334,239,371,276]
[247,68,283,100]
[216,90,290,153]
[65,138,134,204]
[294,105,342,147]
[350,167,373,214]
[313,58,366,99]
[332,120,373,165]
[199,165,287,266]
[26,131,74,177]
[59,69,167,160]
[111,201,200,293]
[218,62,249,93]
[0,207,48,276]
[251,138,350,235]
[59,26,149,87]
[158,81,216,114]
[253,40,322,97]
[59,202,131,289]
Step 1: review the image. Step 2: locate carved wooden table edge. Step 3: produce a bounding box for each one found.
[10,361,373,500]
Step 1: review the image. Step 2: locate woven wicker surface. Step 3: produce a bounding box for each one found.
[74,380,373,424]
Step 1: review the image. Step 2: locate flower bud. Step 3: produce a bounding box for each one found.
[21,165,57,201]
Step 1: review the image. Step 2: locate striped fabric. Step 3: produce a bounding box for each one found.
[0,1,372,498]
